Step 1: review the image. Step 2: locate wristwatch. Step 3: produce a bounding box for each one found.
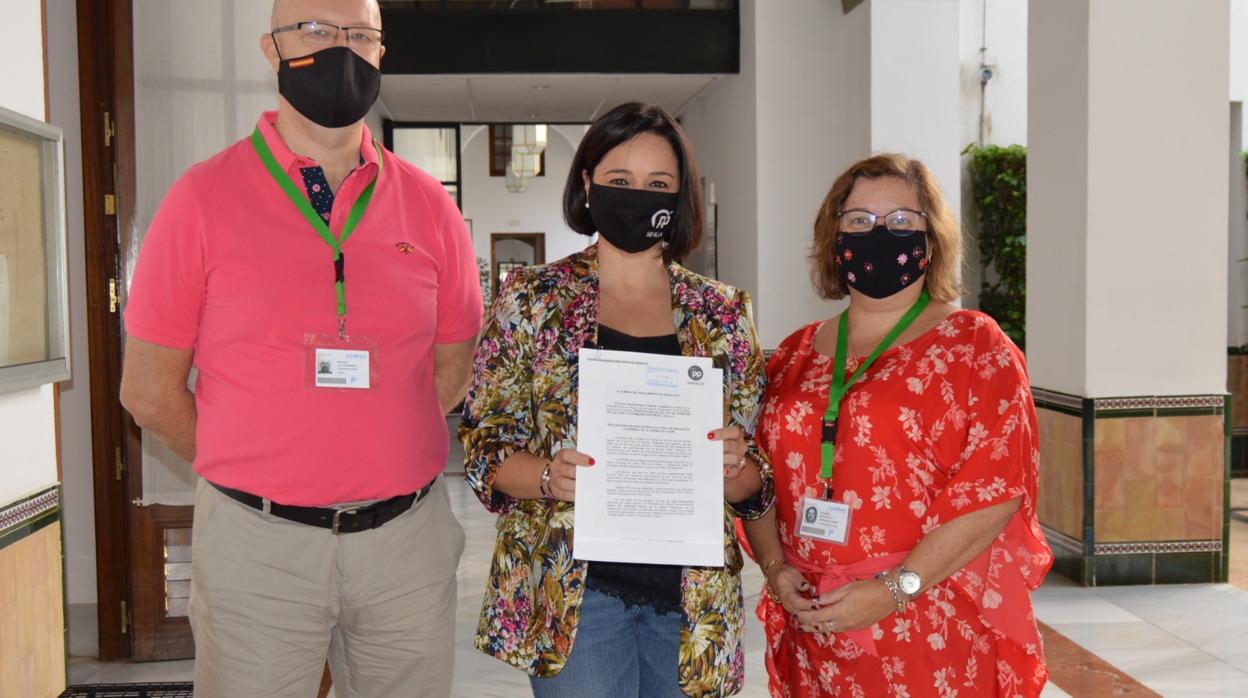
[895,566,922,599]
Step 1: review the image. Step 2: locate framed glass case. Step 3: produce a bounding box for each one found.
[0,105,70,394]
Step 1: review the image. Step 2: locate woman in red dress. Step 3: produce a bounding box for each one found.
[743,154,1052,697]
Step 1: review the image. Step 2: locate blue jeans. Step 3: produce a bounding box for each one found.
[529,587,686,698]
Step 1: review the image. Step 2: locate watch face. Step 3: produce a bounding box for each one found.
[899,571,922,595]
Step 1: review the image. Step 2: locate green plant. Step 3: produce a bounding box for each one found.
[963,143,1027,349]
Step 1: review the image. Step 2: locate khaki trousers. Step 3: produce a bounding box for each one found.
[188,476,465,698]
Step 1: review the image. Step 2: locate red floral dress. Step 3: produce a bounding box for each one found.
[756,311,1052,698]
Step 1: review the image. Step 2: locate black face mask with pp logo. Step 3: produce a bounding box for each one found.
[588,184,679,254]
[278,46,381,129]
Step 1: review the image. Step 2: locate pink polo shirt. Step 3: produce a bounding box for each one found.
[125,112,482,505]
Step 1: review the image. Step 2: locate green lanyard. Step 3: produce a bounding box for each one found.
[820,289,931,490]
[250,127,383,337]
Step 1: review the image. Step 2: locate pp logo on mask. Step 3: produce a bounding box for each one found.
[652,209,673,229]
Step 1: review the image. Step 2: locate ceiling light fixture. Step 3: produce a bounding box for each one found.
[505,166,529,193]
[512,124,548,157]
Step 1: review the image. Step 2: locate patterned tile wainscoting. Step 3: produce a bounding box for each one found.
[0,486,67,698]
[1033,388,1230,586]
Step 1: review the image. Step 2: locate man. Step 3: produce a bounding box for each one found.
[119,0,482,695]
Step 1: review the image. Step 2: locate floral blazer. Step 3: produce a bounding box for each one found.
[460,244,774,697]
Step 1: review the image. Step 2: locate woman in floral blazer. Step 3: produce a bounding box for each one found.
[460,103,774,698]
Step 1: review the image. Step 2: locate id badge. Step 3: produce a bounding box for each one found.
[797,495,853,545]
[304,333,380,391]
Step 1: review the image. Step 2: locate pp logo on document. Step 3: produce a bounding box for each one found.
[687,366,704,384]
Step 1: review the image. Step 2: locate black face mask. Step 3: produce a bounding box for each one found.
[278,46,380,129]
[588,184,679,254]
[835,226,929,299]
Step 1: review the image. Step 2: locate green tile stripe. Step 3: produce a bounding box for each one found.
[0,485,61,552]
[0,506,60,552]
[1031,387,1084,417]
[1093,408,1158,420]
[1224,394,1233,584]
[1082,401,1095,559]
[1093,539,1222,555]
[1040,524,1082,553]
[1031,389,1226,418]
[1094,394,1225,418]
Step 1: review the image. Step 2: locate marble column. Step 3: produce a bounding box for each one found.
[1028,0,1232,584]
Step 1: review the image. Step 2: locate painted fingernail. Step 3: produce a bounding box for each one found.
[707,431,716,439]
[588,458,596,465]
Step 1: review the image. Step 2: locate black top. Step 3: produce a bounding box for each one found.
[583,324,685,616]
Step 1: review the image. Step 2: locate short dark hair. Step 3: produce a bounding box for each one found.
[563,102,704,263]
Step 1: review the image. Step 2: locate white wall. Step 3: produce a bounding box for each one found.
[1,0,46,123]
[0,2,61,509]
[133,0,276,259]
[684,0,962,348]
[1029,0,1230,397]
[458,124,590,271]
[46,0,96,606]
[1083,0,1228,397]
[958,0,1028,149]
[870,0,962,247]
[0,386,59,504]
[678,0,759,308]
[753,1,856,347]
[957,0,1029,308]
[1025,0,1088,396]
[1233,0,1248,145]
[1231,103,1247,349]
[1228,0,1248,348]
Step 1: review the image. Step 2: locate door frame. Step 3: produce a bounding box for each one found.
[77,0,135,661]
[489,232,545,300]
[75,0,197,661]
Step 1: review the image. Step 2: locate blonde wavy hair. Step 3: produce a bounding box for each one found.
[810,154,962,302]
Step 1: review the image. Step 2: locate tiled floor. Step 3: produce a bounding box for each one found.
[65,444,1248,696]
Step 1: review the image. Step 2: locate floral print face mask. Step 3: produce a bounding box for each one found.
[835,226,929,299]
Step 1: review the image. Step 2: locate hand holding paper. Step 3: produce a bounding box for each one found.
[574,348,725,567]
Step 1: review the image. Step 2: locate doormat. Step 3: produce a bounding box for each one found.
[61,684,193,698]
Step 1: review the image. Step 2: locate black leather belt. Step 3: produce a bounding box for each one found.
[210,478,436,534]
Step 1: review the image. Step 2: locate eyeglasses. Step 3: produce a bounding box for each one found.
[271,21,385,56]
[836,208,928,236]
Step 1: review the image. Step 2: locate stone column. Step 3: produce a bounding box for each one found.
[1028,0,1232,585]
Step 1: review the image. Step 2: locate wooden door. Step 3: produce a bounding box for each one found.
[78,0,195,662]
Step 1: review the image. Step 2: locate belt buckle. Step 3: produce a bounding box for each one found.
[331,507,358,535]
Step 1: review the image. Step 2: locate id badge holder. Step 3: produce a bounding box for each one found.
[797,493,853,546]
[304,333,381,391]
